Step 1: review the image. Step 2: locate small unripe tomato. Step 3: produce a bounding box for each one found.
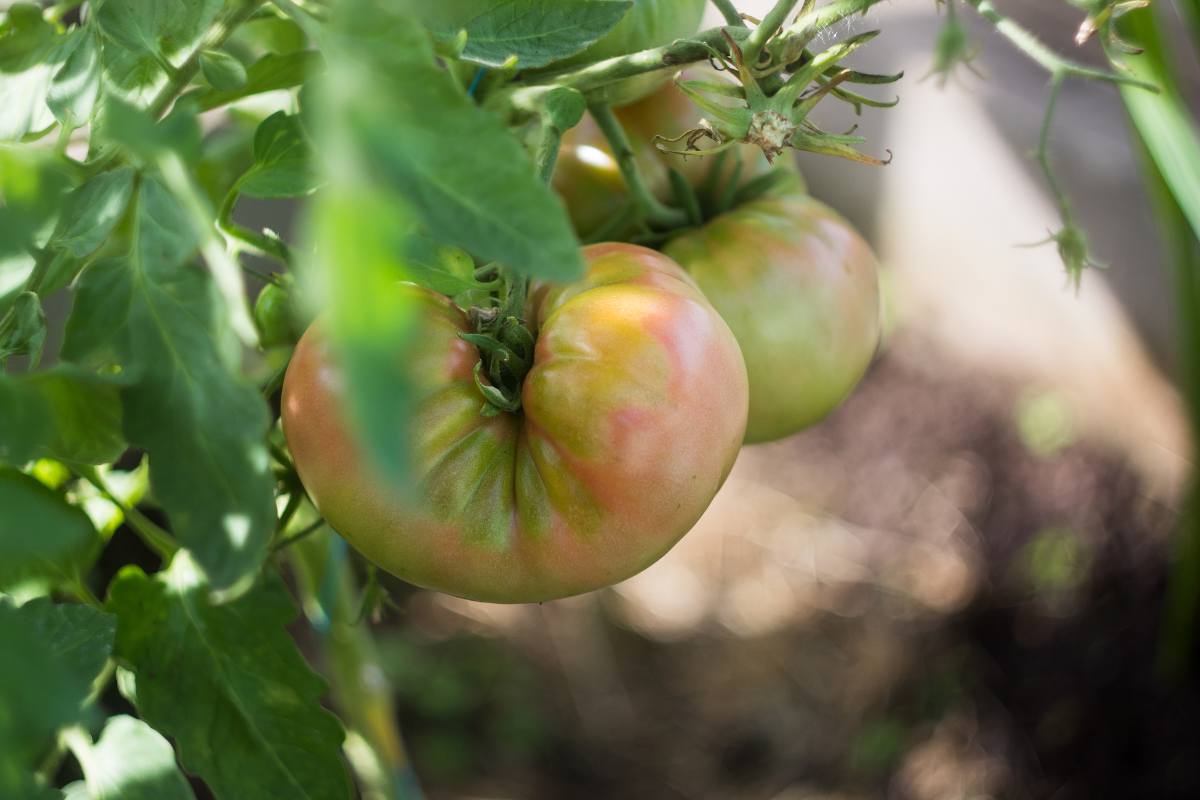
[664,187,881,443]
[281,244,748,603]
[254,280,300,349]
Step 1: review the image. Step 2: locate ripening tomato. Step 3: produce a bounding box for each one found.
[554,79,766,239]
[663,188,881,443]
[281,243,748,603]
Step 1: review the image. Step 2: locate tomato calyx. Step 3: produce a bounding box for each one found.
[458,272,536,417]
[652,13,898,166]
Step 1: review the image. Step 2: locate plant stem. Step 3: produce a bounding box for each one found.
[534,123,562,184]
[589,104,688,229]
[219,185,294,266]
[150,0,266,118]
[961,0,1156,89]
[272,517,325,553]
[1035,73,1073,225]
[75,466,179,561]
[528,25,752,95]
[744,0,803,66]
[289,533,423,799]
[710,0,746,27]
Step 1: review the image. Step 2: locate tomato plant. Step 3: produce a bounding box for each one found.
[0,0,1173,798]
[282,244,747,603]
[664,186,881,443]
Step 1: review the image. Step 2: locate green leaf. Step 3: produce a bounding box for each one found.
[195,50,323,111]
[41,166,136,292]
[308,187,419,483]
[72,716,196,800]
[27,367,126,465]
[107,556,353,800]
[1,290,46,364]
[63,178,274,592]
[61,258,132,364]
[18,596,116,689]
[96,0,223,103]
[0,469,98,587]
[0,146,74,263]
[96,99,202,164]
[404,237,485,296]
[442,0,632,69]
[321,1,584,281]
[1119,14,1200,245]
[48,26,101,129]
[237,111,319,198]
[199,48,247,92]
[0,5,78,140]
[0,373,51,464]
[0,367,125,467]
[0,597,113,796]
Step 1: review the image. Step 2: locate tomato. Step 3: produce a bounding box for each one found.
[554,80,766,239]
[281,243,748,603]
[662,188,880,443]
[254,280,301,349]
[557,0,708,105]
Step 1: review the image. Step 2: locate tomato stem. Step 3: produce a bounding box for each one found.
[590,103,689,229]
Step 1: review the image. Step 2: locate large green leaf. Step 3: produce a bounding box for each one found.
[194,50,323,111]
[0,469,98,587]
[107,556,352,800]
[0,367,125,466]
[19,596,116,688]
[236,112,320,198]
[438,0,633,69]
[46,167,137,260]
[48,25,101,129]
[39,166,137,293]
[321,0,584,281]
[0,597,114,797]
[96,0,223,103]
[71,716,196,800]
[1119,10,1200,245]
[63,178,274,592]
[0,5,78,141]
[1118,4,1200,679]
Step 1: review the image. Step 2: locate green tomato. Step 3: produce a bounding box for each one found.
[253,281,300,349]
[281,243,748,603]
[663,187,881,443]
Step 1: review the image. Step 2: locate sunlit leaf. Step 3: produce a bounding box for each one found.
[72,716,196,800]
[63,178,274,592]
[0,469,98,587]
[435,0,633,69]
[107,555,353,800]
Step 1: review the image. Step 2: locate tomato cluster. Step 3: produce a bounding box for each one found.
[281,4,881,603]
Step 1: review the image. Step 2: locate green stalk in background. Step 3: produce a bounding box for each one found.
[1117,2,1200,678]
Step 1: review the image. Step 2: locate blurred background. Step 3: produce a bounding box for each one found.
[312,3,1198,798]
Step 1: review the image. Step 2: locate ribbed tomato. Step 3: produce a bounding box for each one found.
[663,188,881,443]
[281,244,748,603]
